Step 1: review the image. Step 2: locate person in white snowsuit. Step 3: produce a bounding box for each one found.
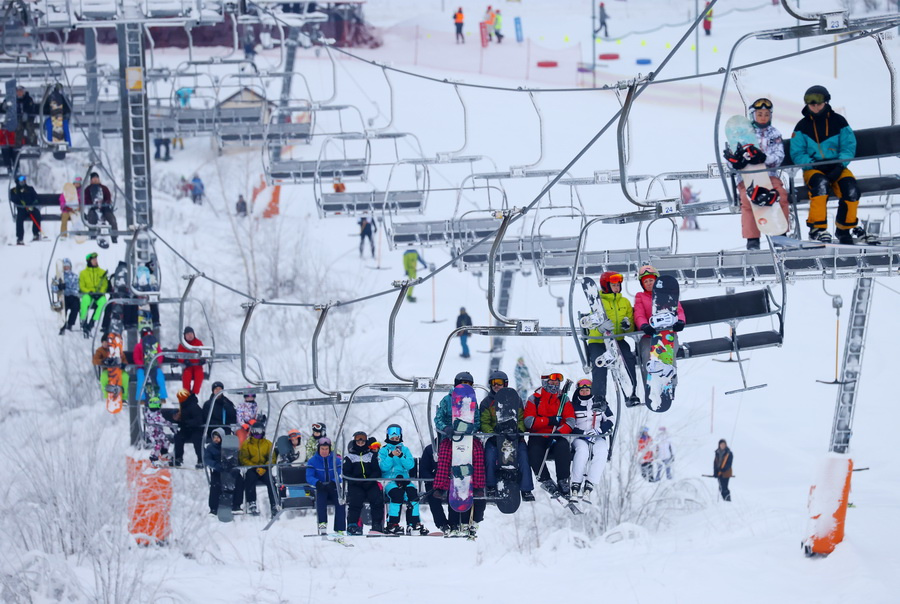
[569,379,614,501]
[655,426,674,480]
[144,397,175,464]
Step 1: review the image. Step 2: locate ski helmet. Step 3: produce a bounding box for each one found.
[183,326,195,336]
[147,397,161,409]
[287,428,302,440]
[638,265,658,282]
[86,252,98,263]
[352,430,368,440]
[317,436,333,449]
[62,257,72,268]
[386,424,403,441]
[488,370,508,387]
[576,378,592,389]
[454,371,474,386]
[541,372,563,394]
[599,271,624,293]
[311,422,326,436]
[211,427,225,442]
[177,389,191,403]
[211,381,224,391]
[250,423,265,439]
[640,426,650,434]
[804,85,830,105]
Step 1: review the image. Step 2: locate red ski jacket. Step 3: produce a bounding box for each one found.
[524,389,575,435]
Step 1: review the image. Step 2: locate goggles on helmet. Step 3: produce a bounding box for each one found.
[489,378,506,387]
[804,93,826,106]
[543,373,563,382]
[750,98,773,110]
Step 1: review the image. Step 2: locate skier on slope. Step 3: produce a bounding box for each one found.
[737,98,790,250]
[144,396,175,466]
[173,388,204,468]
[524,372,576,500]
[79,252,108,338]
[91,334,130,404]
[177,326,205,394]
[379,424,430,535]
[358,215,377,258]
[343,430,384,535]
[306,437,347,535]
[57,258,80,335]
[655,426,675,480]
[201,381,237,437]
[637,426,656,482]
[569,379,615,501]
[239,419,277,517]
[479,370,535,502]
[586,271,641,406]
[714,439,733,501]
[133,326,168,403]
[204,428,244,516]
[402,249,429,303]
[633,265,686,388]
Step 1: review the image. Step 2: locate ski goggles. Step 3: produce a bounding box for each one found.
[311,423,325,433]
[16,174,26,182]
[489,378,507,387]
[607,273,623,284]
[749,98,773,110]
[353,431,368,441]
[804,93,826,106]
[577,379,592,389]
[542,373,564,382]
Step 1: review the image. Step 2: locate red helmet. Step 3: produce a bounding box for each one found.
[599,271,624,293]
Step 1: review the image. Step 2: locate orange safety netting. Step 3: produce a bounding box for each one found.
[127,457,173,546]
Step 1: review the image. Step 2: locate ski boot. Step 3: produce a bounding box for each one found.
[347,524,363,536]
[248,501,260,516]
[540,479,560,498]
[406,296,417,303]
[385,523,404,535]
[557,478,572,501]
[521,490,536,502]
[317,522,328,535]
[570,482,582,502]
[485,486,499,498]
[582,481,595,502]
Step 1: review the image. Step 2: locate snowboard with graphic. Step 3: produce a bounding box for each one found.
[645,275,679,413]
[449,384,477,512]
[105,332,125,414]
[580,277,635,403]
[724,115,788,236]
[218,435,240,522]
[493,387,521,514]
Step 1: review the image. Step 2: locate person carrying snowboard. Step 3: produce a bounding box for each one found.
[202,381,237,437]
[714,439,733,501]
[737,98,790,250]
[41,83,71,146]
[633,265,685,388]
[58,176,82,238]
[133,326,168,403]
[402,249,428,302]
[177,326,205,394]
[144,396,175,466]
[655,426,675,480]
[524,372,576,499]
[343,430,384,535]
[83,172,119,243]
[239,419,277,517]
[379,424,429,535]
[205,428,244,516]
[306,437,347,535]
[456,307,472,358]
[92,334,130,404]
[790,85,871,244]
[569,379,615,501]
[358,215,377,258]
[10,173,41,245]
[173,388,204,468]
[58,258,80,335]
[79,252,108,338]
[587,271,640,406]
[479,370,535,502]
[637,426,656,482]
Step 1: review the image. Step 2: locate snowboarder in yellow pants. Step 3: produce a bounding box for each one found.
[402,249,428,302]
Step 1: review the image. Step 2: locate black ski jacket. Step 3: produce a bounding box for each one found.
[202,394,237,434]
[176,393,204,428]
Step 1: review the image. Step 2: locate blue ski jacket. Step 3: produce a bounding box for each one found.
[204,441,223,472]
[306,452,342,487]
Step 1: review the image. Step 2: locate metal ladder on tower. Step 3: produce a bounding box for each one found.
[829,275,874,453]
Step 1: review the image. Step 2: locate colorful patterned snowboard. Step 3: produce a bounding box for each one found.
[449,384,477,512]
[645,275,679,413]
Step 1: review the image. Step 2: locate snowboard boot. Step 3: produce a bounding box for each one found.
[32,235,40,242]
[466,522,479,539]
[194,463,204,470]
[370,523,384,534]
[850,225,879,245]
[385,523,404,535]
[557,478,571,499]
[270,506,278,518]
[521,490,536,502]
[407,522,429,536]
[16,240,23,246]
[58,325,66,336]
[626,393,642,407]
[835,228,854,245]
[486,486,499,498]
[808,227,833,243]
[317,522,328,535]
[347,524,362,536]
[746,237,760,250]
[570,482,582,501]
[540,479,560,498]
[248,501,260,516]
[440,524,452,537]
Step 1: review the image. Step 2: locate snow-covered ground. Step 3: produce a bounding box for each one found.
[2,1,900,602]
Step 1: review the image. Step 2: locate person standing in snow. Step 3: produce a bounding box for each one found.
[655,426,675,480]
[493,9,503,43]
[453,7,465,44]
[714,439,733,501]
[569,379,614,501]
[598,2,610,37]
[190,174,204,205]
[456,307,472,358]
[483,5,496,42]
[358,215,377,258]
[637,426,656,482]
[235,194,248,217]
[402,249,428,303]
[703,2,713,36]
[57,258,80,335]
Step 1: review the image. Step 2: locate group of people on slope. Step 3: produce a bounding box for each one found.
[730,86,873,250]
[637,425,676,482]
[452,6,504,44]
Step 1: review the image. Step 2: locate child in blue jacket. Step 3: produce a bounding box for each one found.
[378,424,429,535]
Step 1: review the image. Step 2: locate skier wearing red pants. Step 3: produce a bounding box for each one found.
[178,326,205,394]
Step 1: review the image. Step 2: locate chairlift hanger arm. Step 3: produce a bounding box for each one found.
[387,285,415,383]
[311,303,340,397]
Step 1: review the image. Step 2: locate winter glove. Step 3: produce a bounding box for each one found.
[620,317,631,331]
[599,418,614,435]
[641,324,655,337]
[673,320,685,332]
[441,425,453,437]
[547,416,562,427]
[571,427,584,435]
[428,263,436,272]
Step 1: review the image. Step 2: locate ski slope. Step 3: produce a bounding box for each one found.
[1,1,899,602]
